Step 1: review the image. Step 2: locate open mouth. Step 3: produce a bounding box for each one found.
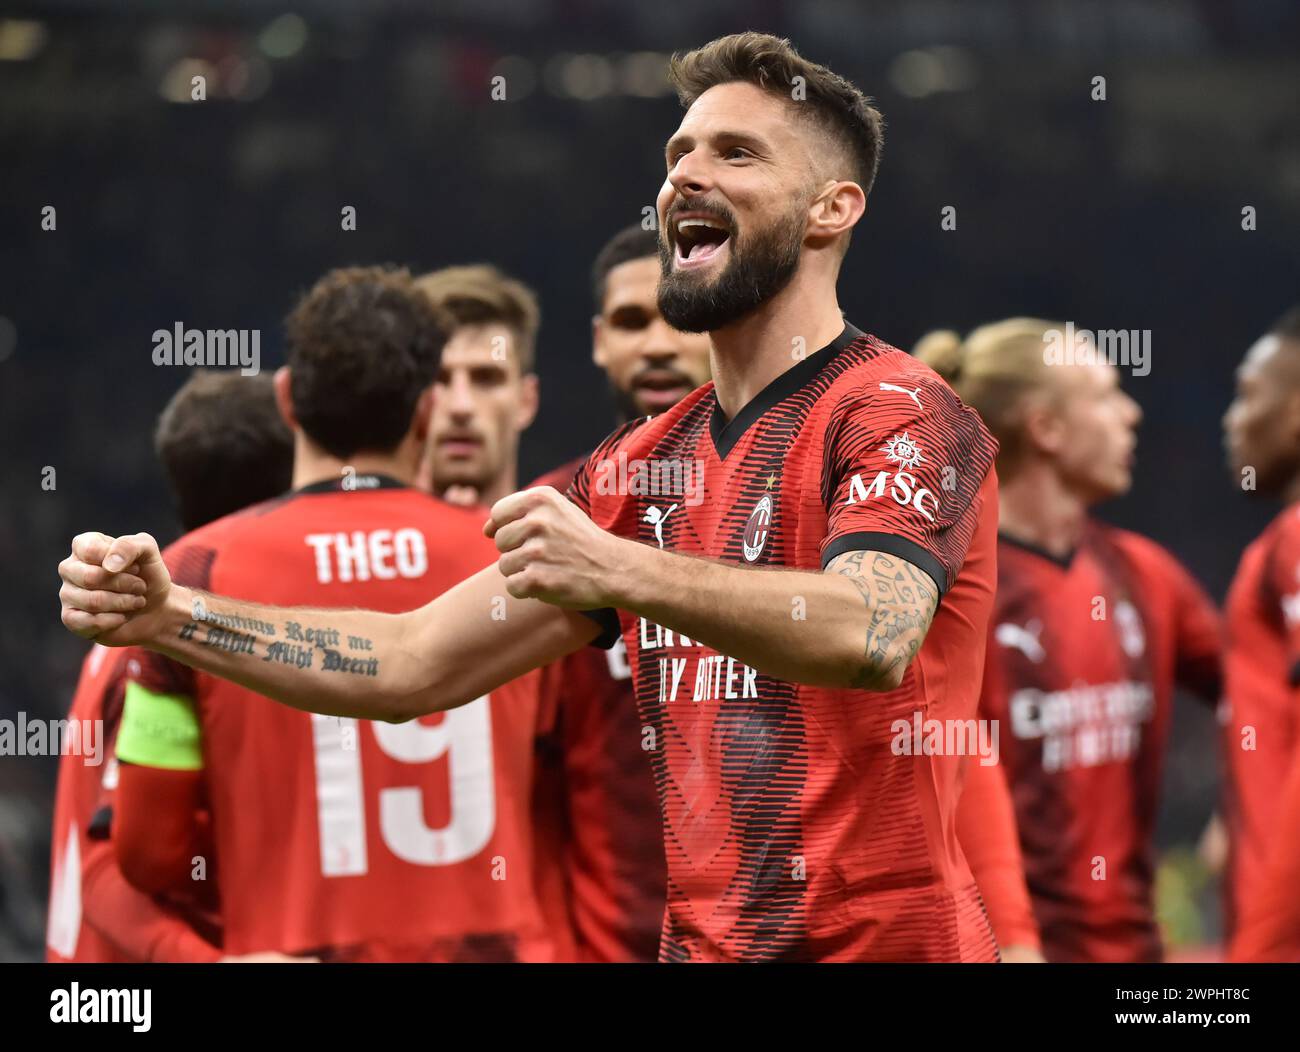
[673,215,731,269]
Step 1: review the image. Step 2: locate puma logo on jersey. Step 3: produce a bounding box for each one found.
[995,619,1045,663]
[879,381,924,410]
[643,504,678,549]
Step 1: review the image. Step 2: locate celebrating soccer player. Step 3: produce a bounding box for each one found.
[917,318,1222,963]
[108,267,558,961]
[529,224,711,961]
[1220,308,1300,961]
[60,34,1004,962]
[47,370,294,963]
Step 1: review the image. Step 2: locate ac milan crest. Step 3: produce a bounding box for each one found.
[742,493,773,562]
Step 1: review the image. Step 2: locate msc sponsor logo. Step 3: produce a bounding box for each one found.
[843,432,939,521]
[844,469,938,522]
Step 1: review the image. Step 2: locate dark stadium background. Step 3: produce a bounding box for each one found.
[1,0,1298,960]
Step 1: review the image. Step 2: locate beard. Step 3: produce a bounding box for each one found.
[610,378,643,422]
[657,205,805,333]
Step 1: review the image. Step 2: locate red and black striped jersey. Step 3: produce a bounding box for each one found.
[1222,503,1300,945]
[981,524,1220,962]
[530,456,666,962]
[568,323,1001,962]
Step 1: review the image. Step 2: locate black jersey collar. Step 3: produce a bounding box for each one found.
[998,530,1078,570]
[293,473,409,496]
[709,321,864,460]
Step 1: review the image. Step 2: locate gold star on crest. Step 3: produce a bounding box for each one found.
[765,473,778,490]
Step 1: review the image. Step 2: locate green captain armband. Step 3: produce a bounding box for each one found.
[115,681,204,771]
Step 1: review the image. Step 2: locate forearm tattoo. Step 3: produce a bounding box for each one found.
[825,550,938,689]
[179,598,380,678]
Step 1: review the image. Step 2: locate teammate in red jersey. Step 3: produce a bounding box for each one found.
[412,265,541,506]
[59,34,1002,961]
[1222,308,1300,961]
[46,370,293,962]
[109,268,554,961]
[530,225,710,961]
[919,318,1222,963]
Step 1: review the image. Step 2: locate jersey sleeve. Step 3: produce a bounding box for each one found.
[1229,747,1300,961]
[821,371,998,594]
[958,624,1041,953]
[1120,531,1224,704]
[564,417,649,518]
[113,760,208,896]
[956,759,1041,953]
[81,838,221,962]
[1262,512,1300,688]
[1169,555,1223,704]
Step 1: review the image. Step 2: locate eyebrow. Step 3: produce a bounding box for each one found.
[664,128,770,163]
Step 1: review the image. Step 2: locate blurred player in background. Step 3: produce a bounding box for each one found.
[529,224,710,961]
[46,370,293,962]
[918,319,1222,963]
[412,265,539,505]
[1221,308,1300,961]
[110,267,555,961]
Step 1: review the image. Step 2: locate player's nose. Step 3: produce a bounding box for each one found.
[667,150,714,198]
[446,372,475,414]
[639,332,679,365]
[1124,392,1142,426]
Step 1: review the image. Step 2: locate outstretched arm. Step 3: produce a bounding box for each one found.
[59,529,600,722]
[60,481,939,727]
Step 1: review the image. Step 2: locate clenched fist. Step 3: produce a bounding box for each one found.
[485,487,629,609]
[59,532,175,646]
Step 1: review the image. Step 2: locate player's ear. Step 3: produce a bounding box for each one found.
[273,367,298,431]
[1022,400,1066,457]
[592,315,607,368]
[516,373,540,431]
[807,179,866,243]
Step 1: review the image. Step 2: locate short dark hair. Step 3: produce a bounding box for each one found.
[668,32,884,195]
[414,264,541,374]
[1271,307,1300,343]
[591,225,660,310]
[154,371,294,531]
[285,266,450,460]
